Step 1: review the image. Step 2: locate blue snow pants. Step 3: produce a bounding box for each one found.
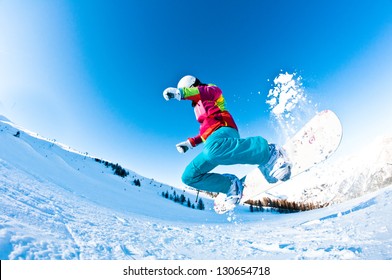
[181,127,270,194]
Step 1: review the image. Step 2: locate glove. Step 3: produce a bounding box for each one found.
[176,140,193,153]
[163,87,181,101]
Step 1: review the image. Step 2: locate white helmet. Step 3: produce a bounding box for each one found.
[177,75,200,88]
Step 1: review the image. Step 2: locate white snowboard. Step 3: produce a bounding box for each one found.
[214,110,343,214]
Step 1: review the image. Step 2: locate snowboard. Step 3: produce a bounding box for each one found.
[214,110,343,214]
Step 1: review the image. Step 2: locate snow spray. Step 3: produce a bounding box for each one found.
[266,72,318,142]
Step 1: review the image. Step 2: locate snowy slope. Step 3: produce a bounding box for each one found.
[1,116,391,260]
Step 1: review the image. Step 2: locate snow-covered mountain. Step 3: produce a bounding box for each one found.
[1,116,391,260]
[304,136,392,204]
[267,135,392,207]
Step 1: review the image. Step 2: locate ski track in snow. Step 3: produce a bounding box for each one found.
[1,117,392,260]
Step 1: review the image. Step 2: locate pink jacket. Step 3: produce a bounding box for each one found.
[179,84,238,146]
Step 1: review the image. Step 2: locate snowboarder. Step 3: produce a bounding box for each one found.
[163,75,292,208]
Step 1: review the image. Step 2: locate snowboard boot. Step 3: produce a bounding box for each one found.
[260,144,292,183]
[223,174,244,206]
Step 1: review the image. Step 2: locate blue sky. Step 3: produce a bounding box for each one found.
[1,0,392,187]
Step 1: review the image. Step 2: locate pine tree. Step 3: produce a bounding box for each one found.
[257,200,264,212]
[197,198,205,210]
[180,194,186,204]
[133,179,141,186]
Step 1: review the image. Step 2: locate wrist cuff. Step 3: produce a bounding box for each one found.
[188,138,197,147]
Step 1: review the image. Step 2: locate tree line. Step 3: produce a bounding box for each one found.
[246,197,327,213]
[162,189,205,210]
[94,158,129,178]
